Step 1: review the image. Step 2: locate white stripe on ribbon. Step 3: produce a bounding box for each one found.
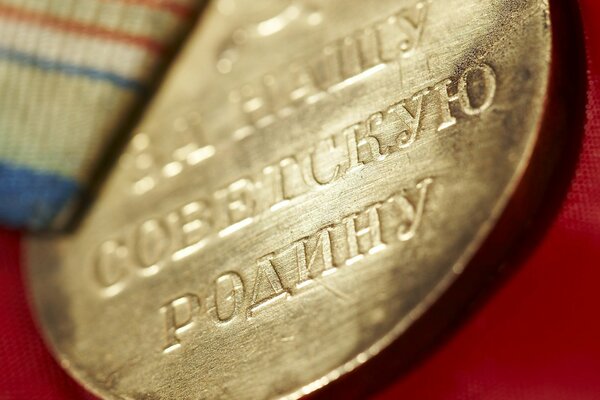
[0,17,156,80]
[0,0,187,42]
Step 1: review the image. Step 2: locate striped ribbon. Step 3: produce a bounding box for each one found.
[0,0,199,229]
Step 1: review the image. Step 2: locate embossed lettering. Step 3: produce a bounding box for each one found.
[100,64,496,299]
[458,64,497,116]
[220,179,257,227]
[134,219,171,270]
[124,109,214,196]
[294,227,336,289]
[207,272,245,323]
[391,177,432,241]
[436,63,497,131]
[158,179,433,351]
[249,256,290,317]
[389,91,425,148]
[178,201,213,249]
[231,1,431,133]
[305,137,346,185]
[344,203,385,262]
[161,294,201,353]
[280,156,310,199]
[433,79,458,131]
[93,240,129,289]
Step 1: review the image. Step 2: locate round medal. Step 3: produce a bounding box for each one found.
[27,0,570,398]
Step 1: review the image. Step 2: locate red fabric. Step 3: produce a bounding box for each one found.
[1,1,599,399]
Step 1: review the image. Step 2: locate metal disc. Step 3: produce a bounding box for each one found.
[27,0,558,399]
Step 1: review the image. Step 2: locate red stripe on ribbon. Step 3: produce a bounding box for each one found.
[0,3,165,55]
[104,0,195,18]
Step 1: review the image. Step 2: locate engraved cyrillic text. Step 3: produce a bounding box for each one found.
[93,63,496,298]
[230,1,430,134]
[158,179,432,352]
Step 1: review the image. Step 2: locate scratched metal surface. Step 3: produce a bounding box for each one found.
[26,0,554,399]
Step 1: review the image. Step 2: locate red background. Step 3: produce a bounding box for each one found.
[1,1,599,399]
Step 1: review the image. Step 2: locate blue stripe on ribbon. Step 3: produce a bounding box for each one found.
[0,46,145,92]
[0,162,79,230]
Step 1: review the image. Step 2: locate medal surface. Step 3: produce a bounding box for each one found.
[27,0,557,398]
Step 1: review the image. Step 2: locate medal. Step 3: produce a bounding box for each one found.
[26,0,570,398]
